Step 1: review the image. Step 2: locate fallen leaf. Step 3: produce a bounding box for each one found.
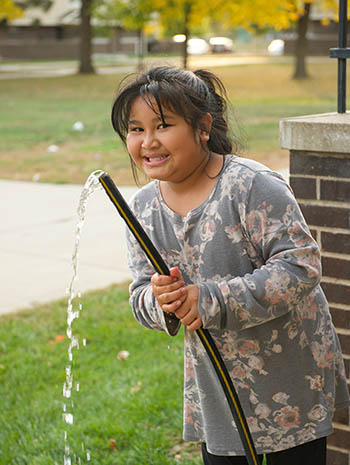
[47,144,59,153]
[117,350,130,360]
[171,445,182,454]
[72,121,84,131]
[50,335,65,344]
[131,381,142,393]
[109,439,117,451]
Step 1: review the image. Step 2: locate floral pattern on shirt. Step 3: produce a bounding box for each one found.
[126,155,350,455]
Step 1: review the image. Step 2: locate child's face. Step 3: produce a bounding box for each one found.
[126,96,210,184]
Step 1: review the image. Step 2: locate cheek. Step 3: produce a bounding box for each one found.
[126,135,138,157]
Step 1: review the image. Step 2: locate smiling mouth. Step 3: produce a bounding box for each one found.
[144,154,169,162]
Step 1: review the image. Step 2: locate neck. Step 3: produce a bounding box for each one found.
[162,153,223,194]
[159,153,224,216]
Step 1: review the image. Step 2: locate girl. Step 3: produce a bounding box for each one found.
[111,66,349,465]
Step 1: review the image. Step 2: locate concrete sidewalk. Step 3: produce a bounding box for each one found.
[1,168,288,316]
[1,179,137,315]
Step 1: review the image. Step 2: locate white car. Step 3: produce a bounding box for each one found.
[267,39,285,56]
[209,37,234,53]
[187,38,210,55]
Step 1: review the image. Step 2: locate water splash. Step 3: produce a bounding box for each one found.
[63,170,104,465]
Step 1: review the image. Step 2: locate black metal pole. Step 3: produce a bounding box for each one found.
[338,0,347,113]
[329,0,350,113]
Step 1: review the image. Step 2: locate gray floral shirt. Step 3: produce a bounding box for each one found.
[126,155,350,456]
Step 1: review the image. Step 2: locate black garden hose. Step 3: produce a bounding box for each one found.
[98,172,260,465]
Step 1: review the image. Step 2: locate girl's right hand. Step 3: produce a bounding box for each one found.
[151,267,187,314]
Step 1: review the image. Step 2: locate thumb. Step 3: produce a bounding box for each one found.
[170,266,182,280]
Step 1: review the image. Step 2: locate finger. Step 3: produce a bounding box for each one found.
[158,287,186,305]
[162,298,184,314]
[152,277,185,296]
[170,266,183,280]
[180,311,196,326]
[179,305,200,326]
[186,317,203,332]
[151,273,175,286]
[174,302,190,320]
[152,280,187,305]
[154,280,185,297]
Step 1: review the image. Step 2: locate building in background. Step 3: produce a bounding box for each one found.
[0,0,139,60]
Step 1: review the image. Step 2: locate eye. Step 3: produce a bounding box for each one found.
[158,123,170,129]
[128,126,143,133]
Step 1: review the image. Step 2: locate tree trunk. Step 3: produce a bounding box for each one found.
[137,28,145,72]
[79,0,95,74]
[293,2,311,79]
[182,2,191,69]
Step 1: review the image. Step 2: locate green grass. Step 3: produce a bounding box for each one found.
[0,58,342,184]
[0,284,202,465]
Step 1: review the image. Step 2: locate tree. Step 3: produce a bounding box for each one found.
[79,0,95,74]
[95,0,160,71]
[14,0,95,74]
[158,0,213,68]
[294,2,312,78]
[213,0,340,79]
[0,0,23,21]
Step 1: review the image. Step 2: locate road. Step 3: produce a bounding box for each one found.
[0,54,329,80]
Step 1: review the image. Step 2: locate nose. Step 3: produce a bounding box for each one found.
[141,130,159,150]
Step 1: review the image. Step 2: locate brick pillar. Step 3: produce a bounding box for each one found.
[280,112,350,465]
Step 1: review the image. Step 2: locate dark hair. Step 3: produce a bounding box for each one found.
[111,66,240,181]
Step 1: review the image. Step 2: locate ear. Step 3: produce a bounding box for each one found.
[199,113,213,142]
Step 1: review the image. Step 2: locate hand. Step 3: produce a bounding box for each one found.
[151,267,187,314]
[175,284,202,332]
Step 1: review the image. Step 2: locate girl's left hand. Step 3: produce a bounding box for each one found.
[151,267,187,314]
[175,284,203,331]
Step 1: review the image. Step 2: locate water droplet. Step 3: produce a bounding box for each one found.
[63,413,74,425]
[63,387,71,398]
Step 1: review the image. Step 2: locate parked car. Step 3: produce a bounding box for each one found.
[209,37,234,53]
[187,38,210,55]
[267,39,285,56]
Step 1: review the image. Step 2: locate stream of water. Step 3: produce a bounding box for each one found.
[63,170,104,465]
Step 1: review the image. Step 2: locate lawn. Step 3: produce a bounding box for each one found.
[0,58,338,185]
[0,284,202,465]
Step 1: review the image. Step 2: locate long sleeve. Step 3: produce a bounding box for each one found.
[197,171,322,331]
[127,228,181,336]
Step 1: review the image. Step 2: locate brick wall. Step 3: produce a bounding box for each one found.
[289,150,350,465]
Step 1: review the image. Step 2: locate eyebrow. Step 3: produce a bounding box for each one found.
[128,114,175,125]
